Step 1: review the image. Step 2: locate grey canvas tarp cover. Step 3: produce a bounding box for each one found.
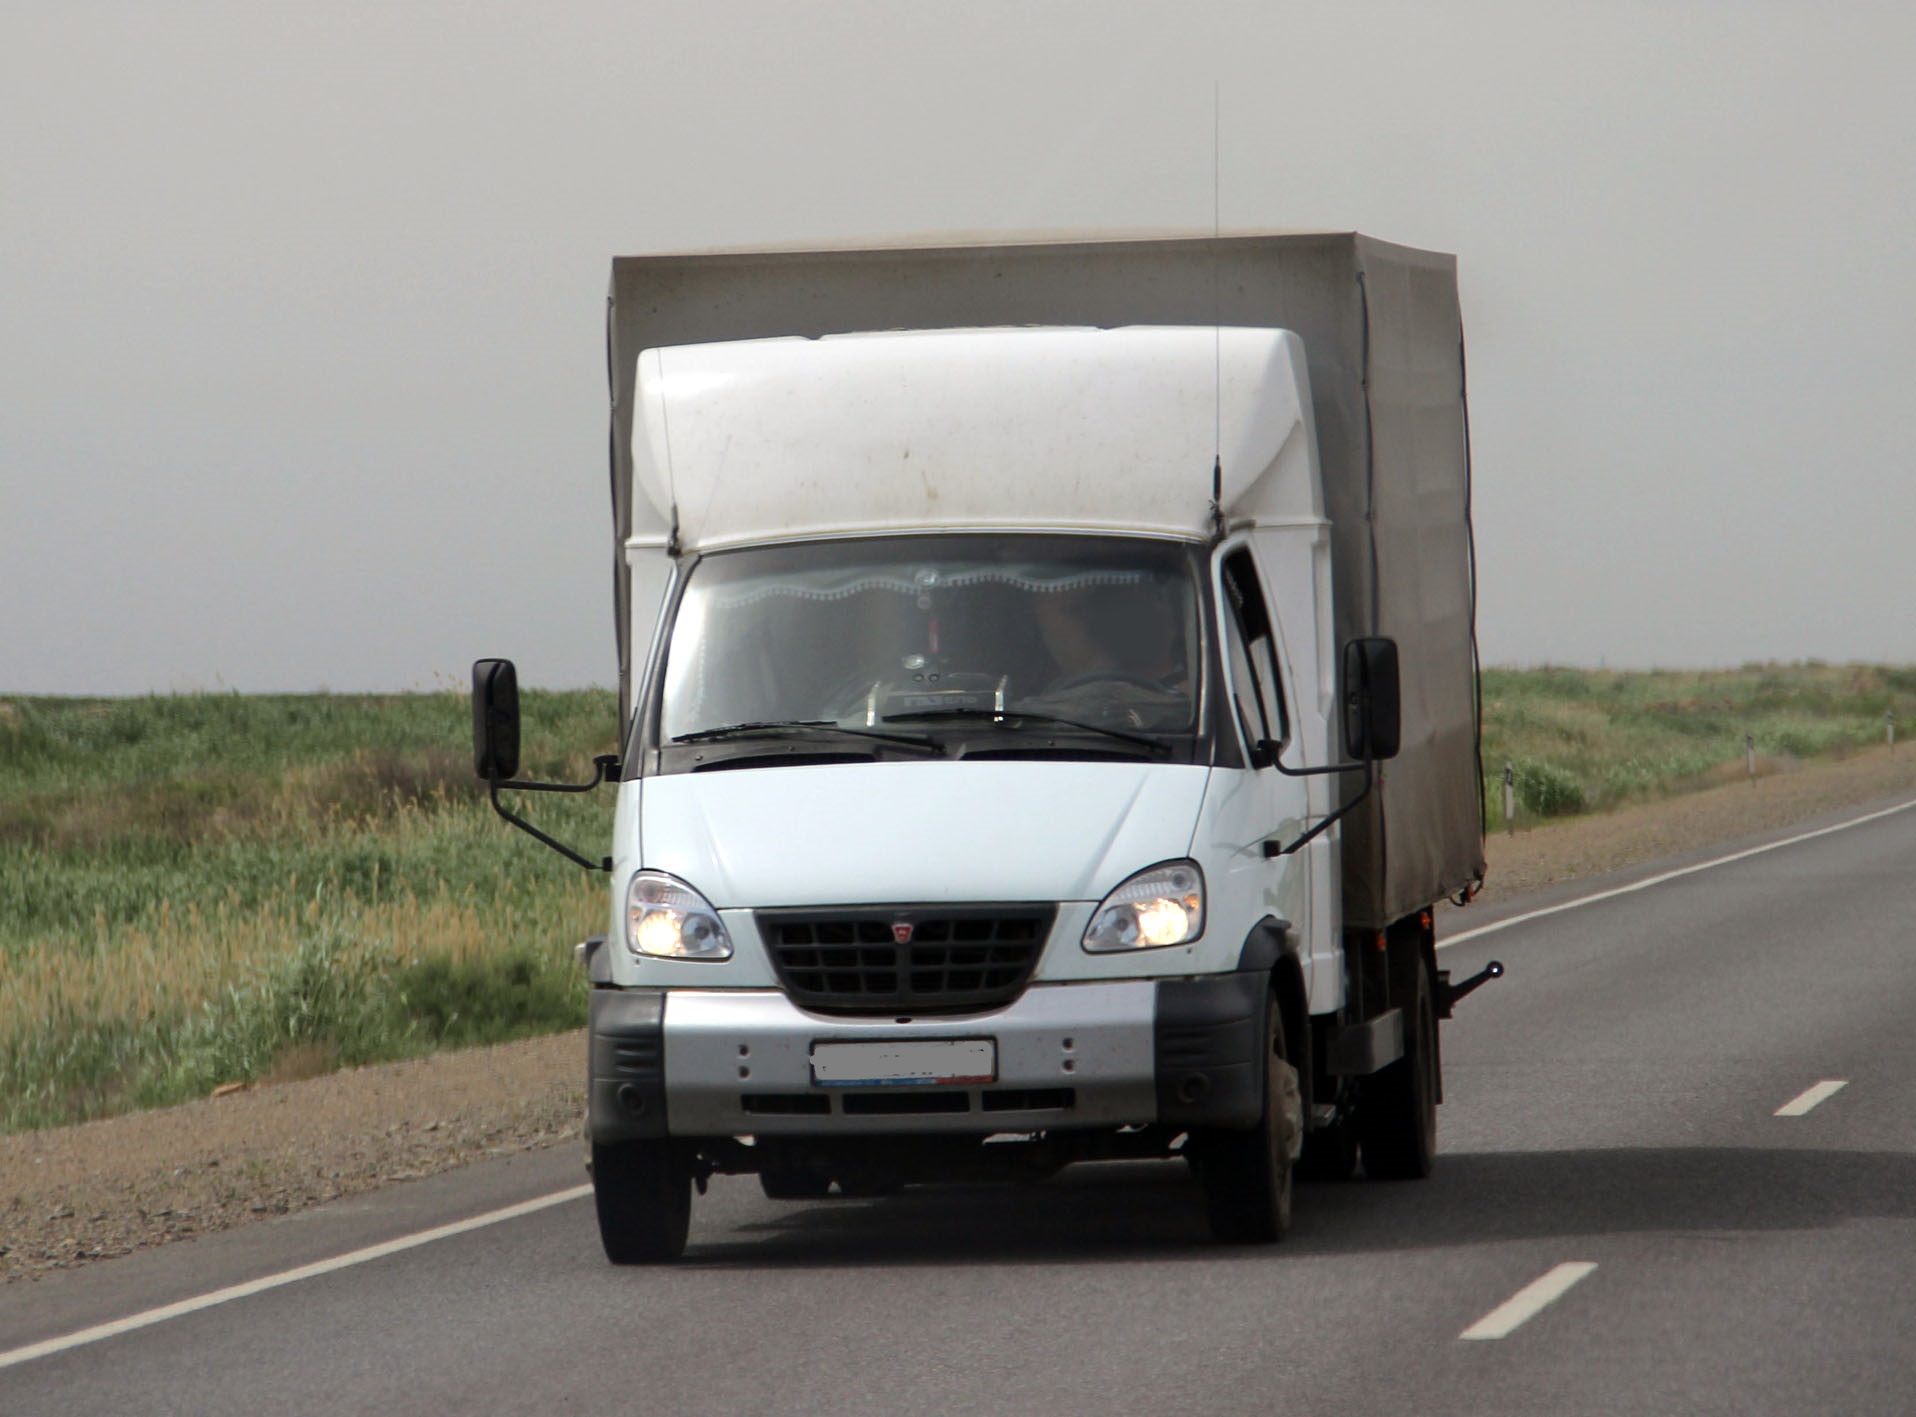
[606,231,1485,930]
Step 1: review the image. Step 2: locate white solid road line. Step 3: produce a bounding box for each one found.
[1439,794,1916,952]
[1775,1080,1849,1117]
[1459,1262,1599,1341]
[0,1183,593,1372]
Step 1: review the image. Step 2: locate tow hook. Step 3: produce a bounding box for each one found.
[1436,959,1504,1019]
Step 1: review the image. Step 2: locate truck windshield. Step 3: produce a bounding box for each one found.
[658,534,1201,752]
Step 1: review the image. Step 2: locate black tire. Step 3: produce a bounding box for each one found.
[1195,991,1301,1244]
[759,1166,834,1201]
[591,1139,692,1263]
[1358,952,1438,1180]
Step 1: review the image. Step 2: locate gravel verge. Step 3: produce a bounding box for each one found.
[2,1032,585,1283]
[6,743,1914,1284]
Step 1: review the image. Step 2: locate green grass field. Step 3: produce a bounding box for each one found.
[1482,662,1914,828]
[2,662,1910,1134]
[0,690,619,1133]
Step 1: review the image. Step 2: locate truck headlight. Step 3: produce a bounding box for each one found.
[1082,860,1205,952]
[625,871,732,960]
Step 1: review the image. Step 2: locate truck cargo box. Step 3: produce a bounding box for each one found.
[606,231,1485,930]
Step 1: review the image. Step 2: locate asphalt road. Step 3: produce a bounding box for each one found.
[6,796,1915,1416]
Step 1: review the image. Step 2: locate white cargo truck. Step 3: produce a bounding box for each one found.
[473,232,1499,1262]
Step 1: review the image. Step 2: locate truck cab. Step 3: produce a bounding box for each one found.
[475,235,1491,1261]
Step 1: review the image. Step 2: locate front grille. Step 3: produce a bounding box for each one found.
[758,906,1054,1015]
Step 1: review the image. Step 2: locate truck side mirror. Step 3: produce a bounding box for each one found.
[1342,637,1401,761]
[472,658,522,782]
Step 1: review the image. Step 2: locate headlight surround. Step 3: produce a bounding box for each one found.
[625,871,732,961]
[1082,860,1206,952]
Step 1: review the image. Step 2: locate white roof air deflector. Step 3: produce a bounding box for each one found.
[630,326,1318,552]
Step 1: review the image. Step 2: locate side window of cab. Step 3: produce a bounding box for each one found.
[1219,548,1290,760]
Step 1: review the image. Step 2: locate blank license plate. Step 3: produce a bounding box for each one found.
[809,1039,997,1087]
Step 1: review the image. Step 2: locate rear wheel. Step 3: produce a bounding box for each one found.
[1196,992,1301,1244]
[591,1139,692,1262]
[1358,953,1438,1180]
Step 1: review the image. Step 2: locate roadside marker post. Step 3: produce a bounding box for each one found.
[1503,761,1516,835]
[1746,733,1756,785]
[1889,708,1896,758]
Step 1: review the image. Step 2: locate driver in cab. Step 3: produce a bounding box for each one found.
[1029,583,1192,728]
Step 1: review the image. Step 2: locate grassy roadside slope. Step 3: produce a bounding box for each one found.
[1482,662,1915,829]
[0,691,618,1133]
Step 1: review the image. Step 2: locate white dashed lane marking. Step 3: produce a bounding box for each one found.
[1775,1080,1848,1117]
[1460,1262,1599,1341]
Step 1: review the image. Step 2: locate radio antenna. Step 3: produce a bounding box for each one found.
[1209,81,1225,540]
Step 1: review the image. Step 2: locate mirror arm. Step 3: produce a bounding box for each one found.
[1262,739,1368,778]
[1262,762,1375,858]
[491,754,621,795]
[485,754,620,872]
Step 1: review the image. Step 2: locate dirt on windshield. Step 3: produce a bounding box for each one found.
[5,742,1914,1284]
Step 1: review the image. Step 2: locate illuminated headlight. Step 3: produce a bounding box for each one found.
[1082,860,1205,952]
[625,871,732,961]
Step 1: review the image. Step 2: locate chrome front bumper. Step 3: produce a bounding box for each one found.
[664,982,1156,1135]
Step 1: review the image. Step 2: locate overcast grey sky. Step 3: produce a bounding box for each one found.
[4,1,1912,695]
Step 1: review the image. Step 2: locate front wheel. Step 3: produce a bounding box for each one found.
[592,1139,692,1262]
[1358,952,1438,1180]
[1194,992,1301,1244]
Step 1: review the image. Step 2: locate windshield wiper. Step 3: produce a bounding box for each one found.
[671,720,943,754]
[879,708,1170,756]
